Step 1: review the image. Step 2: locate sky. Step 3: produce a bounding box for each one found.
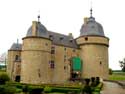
[0,0,125,70]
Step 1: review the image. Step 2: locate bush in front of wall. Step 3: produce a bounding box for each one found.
[95,77,100,86]
[91,77,96,87]
[0,73,10,85]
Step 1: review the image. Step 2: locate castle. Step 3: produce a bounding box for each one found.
[7,10,109,84]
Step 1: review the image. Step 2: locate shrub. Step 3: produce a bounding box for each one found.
[83,85,92,94]
[0,85,16,94]
[95,77,100,85]
[0,73,10,85]
[84,78,90,85]
[91,77,96,87]
[44,86,52,93]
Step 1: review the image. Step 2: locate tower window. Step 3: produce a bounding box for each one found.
[45,43,48,46]
[64,66,66,70]
[85,37,88,41]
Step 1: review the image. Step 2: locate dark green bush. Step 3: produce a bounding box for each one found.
[52,87,77,93]
[22,85,29,92]
[83,85,92,94]
[0,85,16,94]
[28,85,43,94]
[0,73,10,85]
[91,77,96,87]
[84,78,90,85]
[95,77,100,85]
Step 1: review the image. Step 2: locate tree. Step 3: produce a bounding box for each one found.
[119,58,125,72]
[0,73,10,84]
[109,68,113,75]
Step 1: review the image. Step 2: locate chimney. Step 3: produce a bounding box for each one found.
[32,21,37,36]
[84,17,88,25]
[68,33,73,38]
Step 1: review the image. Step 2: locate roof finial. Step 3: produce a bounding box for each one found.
[16,39,19,49]
[90,8,93,17]
[17,39,19,44]
[38,10,40,22]
[90,0,93,17]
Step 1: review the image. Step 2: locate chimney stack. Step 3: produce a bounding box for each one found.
[84,17,88,25]
[32,21,37,36]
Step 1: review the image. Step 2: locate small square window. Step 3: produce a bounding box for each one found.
[85,37,88,41]
[73,49,75,52]
[51,50,55,54]
[45,43,48,46]
[50,61,55,69]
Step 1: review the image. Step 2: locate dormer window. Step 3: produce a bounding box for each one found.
[60,37,64,40]
[49,35,52,38]
[69,39,73,42]
[49,35,53,40]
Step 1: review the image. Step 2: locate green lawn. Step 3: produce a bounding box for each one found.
[109,72,125,81]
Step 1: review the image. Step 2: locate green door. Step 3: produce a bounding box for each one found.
[72,57,82,71]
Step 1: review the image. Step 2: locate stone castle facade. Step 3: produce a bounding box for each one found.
[7,14,109,84]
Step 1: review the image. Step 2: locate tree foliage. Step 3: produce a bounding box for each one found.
[109,68,113,75]
[119,58,125,72]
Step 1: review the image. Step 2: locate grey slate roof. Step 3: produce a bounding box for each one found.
[26,22,49,38]
[9,43,22,50]
[80,17,105,36]
[48,31,78,48]
[25,21,79,48]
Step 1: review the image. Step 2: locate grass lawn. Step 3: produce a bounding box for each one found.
[109,72,125,81]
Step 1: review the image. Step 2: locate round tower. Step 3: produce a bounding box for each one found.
[21,20,52,84]
[76,13,109,79]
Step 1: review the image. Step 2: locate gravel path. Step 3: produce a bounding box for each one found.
[101,81,125,94]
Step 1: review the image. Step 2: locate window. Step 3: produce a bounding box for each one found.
[60,37,64,40]
[45,43,48,46]
[49,35,53,40]
[50,61,55,69]
[64,66,66,70]
[15,55,19,61]
[64,47,66,51]
[64,55,66,62]
[51,46,55,54]
[100,61,102,65]
[73,49,75,52]
[85,37,88,41]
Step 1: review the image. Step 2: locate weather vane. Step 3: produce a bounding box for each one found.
[38,10,40,22]
[90,0,93,17]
